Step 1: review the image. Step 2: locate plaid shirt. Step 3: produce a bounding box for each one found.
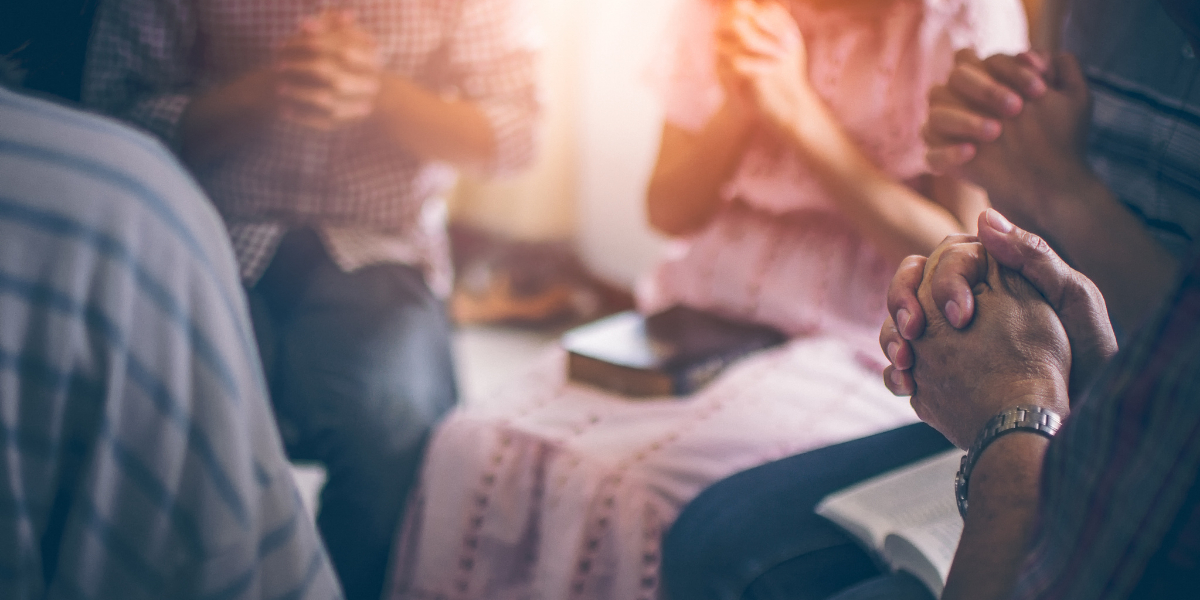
[83,0,542,293]
[1068,0,1200,260]
[1013,247,1200,599]
[0,86,342,600]
[1009,0,1200,596]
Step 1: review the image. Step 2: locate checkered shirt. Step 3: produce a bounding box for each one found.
[83,0,542,293]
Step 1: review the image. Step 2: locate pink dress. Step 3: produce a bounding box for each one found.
[388,1,1026,599]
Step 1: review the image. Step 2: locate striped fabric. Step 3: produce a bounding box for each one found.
[1067,0,1200,259]
[0,86,342,600]
[1013,249,1200,598]
[82,0,542,293]
[1009,1,1200,595]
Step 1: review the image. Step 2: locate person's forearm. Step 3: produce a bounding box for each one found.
[781,95,967,261]
[1037,176,1178,333]
[943,431,1050,600]
[370,74,496,166]
[646,104,757,236]
[178,69,278,170]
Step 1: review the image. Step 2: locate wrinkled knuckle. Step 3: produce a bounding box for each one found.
[1024,231,1053,258]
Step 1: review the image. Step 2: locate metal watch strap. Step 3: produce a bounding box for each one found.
[955,405,1063,518]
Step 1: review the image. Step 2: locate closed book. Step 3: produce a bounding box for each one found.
[562,305,787,397]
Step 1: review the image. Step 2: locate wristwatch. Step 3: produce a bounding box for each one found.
[955,405,1063,518]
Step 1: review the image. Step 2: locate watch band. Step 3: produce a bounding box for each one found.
[955,405,1063,518]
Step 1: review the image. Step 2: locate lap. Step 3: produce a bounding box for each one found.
[392,335,923,600]
[484,336,918,499]
[662,422,951,600]
[824,573,933,600]
[249,249,457,462]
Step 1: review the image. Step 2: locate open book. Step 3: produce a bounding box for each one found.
[815,448,965,597]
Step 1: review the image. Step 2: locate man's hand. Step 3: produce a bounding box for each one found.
[715,0,816,136]
[924,49,1049,173]
[275,10,384,130]
[904,235,1072,448]
[963,54,1094,230]
[925,50,1097,233]
[881,209,1118,403]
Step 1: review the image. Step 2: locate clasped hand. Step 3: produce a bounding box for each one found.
[715,0,817,134]
[923,49,1094,232]
[878,210,1118,448]
[273,10,384,130]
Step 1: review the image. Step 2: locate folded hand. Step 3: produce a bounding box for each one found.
[924,51,1095,232]
[880,209,1118,407]
[274,10,384,130]
[714,0,815,135]
[900,229,1072,448]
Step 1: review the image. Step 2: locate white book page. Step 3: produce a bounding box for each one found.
[884,515,964,596]
[815,449,964,550]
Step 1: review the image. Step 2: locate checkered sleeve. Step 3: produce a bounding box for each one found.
[83,0,198,148]
[449,0,543,175]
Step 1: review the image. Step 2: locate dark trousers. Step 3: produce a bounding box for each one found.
[248,229,458,600]
[662,423,952,600]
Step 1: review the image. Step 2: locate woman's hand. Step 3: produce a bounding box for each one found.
[715,0,817,136]
[714,1,758,120]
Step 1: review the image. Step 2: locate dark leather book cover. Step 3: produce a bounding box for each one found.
[562,305,787,397]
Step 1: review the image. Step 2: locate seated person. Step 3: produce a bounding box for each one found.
[83,1,540,597]
[386,0,1025,598]
[661,0,1200,597]
[894,217,1199,598]
[0,71,341,598]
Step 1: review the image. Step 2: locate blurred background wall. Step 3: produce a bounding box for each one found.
[4,0,682,297]
[450,0,679,289]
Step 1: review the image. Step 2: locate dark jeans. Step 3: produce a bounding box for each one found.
[248,229,458,600]
[662,422,953,600]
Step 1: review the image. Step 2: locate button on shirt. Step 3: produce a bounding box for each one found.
[84,0,542,294]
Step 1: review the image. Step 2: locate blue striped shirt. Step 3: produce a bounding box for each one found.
[0,86,343,600]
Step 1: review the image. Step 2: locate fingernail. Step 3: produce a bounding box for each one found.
[897,308,912,339]
[1004,93,1022,114]
[982,119,1001,139]
[957,143,976,161]
[986,208,1014,233]
[1028,77,1047,97]
[890,369,906,388]
[945,300,961,327]
[887,342,900,364]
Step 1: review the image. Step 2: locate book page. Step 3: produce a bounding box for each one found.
[884,515,964,596]
[815,449,964,550]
